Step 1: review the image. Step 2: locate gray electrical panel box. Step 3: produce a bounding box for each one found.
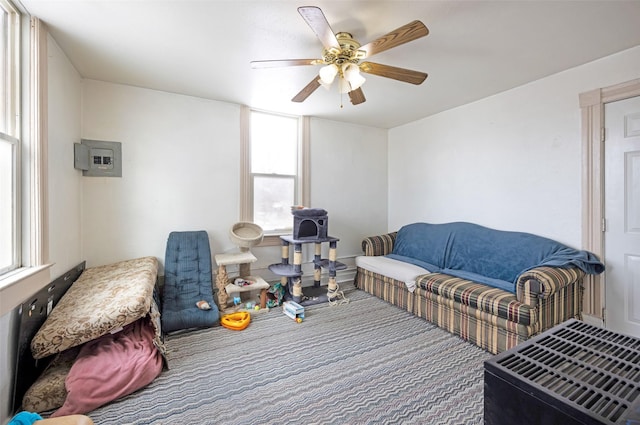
[74,139,122,177]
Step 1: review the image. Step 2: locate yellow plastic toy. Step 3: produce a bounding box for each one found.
[220,311,251,331]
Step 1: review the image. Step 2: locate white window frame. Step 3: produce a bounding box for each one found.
[0,10,51,316]
[0,0,21,276]
[240,106,309,245]
[0,133,19,275]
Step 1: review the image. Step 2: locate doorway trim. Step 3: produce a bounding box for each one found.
[580,78,640,321]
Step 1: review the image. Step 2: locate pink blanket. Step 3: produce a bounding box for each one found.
[52,318,163,417]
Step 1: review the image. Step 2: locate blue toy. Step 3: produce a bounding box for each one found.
[9,412,42,425]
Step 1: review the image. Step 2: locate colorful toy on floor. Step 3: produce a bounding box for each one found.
[266,282,285,308]
[234,277,255,287]
[283,301,304,322]
[220,311,251,331]
[196,300,212,310]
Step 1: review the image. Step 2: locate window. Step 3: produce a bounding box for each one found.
[0,132,18,275]
[241,108,309,239]
[0,0,20,276]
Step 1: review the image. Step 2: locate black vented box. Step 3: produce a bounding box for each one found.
[484,319,640,425]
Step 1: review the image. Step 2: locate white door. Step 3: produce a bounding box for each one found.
[604,96,640,337]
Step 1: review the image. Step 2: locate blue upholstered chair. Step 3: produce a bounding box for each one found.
[161,231,220,333]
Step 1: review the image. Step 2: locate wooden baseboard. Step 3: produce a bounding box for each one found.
[582,313,604,328]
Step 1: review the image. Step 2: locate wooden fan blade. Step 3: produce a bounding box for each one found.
[298,6,340,50]
[360,20,429,58]
[360,62,428,85]
[292,76,321,103]
[251,59,320,69]
[348,87,366,105]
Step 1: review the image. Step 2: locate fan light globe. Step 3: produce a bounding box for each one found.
[319,64,338,85]
[343,63,366,90]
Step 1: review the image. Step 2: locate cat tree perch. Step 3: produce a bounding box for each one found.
[215,222,270,310]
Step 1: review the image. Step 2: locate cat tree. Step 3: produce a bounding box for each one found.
[269,208,348,306]
[214,222,270,310]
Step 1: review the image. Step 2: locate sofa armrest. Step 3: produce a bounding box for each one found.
[516,266,585,304]
[361,232,398,256]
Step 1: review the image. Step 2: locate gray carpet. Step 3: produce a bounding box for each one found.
[87,284,491,424]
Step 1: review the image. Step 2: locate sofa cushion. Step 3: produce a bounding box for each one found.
[51,318,163,417]
[356,255,430,292]
[417,273,533,326]
[441,268,515,293]
[22,347,81,413]
[386,254,438,273]
[162,231,219,333]
[31,256,159,359]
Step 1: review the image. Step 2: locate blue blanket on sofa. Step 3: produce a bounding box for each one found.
[388,222,605,293]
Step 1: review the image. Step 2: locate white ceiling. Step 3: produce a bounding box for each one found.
[17,0,640,129]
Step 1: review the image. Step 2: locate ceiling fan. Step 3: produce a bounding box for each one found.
[250,6,429,106]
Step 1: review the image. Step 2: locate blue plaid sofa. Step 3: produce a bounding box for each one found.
[354,222,605,354]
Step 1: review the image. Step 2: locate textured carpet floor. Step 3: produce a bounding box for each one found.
[87,284,491,424]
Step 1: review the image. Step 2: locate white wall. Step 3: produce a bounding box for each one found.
[80,81,388,276]
[47,35,83,278]
[388,45,640,247]
[309,118,388,259]
[81,80,241,272]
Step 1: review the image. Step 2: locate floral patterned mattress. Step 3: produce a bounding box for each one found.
[30,256,160,359]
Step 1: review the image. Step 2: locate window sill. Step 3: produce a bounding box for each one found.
[0,264,52,316]
[260,229,301,246]
[259,234,287,247]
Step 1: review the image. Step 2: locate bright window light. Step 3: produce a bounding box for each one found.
[249,110,300,234]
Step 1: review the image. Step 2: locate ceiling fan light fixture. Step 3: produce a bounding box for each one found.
[253,7,430,106]
[342,63,366,90]
[319,64,338,85]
